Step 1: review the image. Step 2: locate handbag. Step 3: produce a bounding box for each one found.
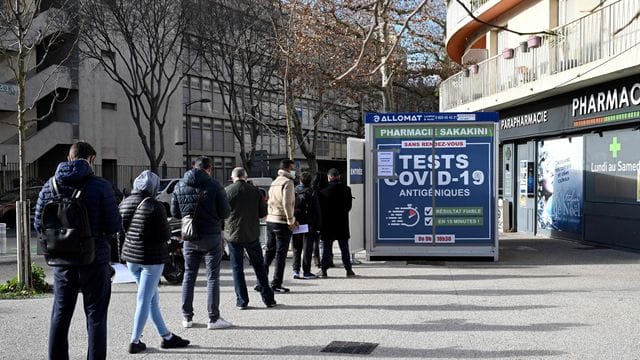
[181,190,205,241]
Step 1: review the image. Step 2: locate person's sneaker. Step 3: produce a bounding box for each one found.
[182,318,193,328]
[208,318,233,329]
[317,270,327,278]
[346,270,357,277]
[237,304,249,310]
[313,256,321,267]
[129,341,146,354]
[303,272,318,279]
[292,270,301,279]
[272,286,290,293]
[161,334,190,349]
[265,301,277,308]
[254,284,263,292]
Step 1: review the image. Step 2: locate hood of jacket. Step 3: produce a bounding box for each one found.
[54,159,94,185]
[277,169,294,180]
[295,183,310,194]
[182,168,211,189]
[133,170,160,197]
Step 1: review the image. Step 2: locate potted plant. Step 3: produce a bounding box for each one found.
[502,48,514,59]
[519,41,528,53]
[470,64,479,74]
[527,36,542,49]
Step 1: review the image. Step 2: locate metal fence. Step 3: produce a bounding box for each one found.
[440,0,640,111]
[0,162,40,194]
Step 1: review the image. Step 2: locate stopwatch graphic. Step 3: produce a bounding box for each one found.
[386,204,420,227]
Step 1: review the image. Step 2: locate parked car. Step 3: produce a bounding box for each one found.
[155,178,180,213]
[0,186,42,228]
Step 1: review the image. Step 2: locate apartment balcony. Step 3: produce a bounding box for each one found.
[446,0,525,63]
[440,0,640,112]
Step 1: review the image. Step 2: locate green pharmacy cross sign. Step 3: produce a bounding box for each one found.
[609,136,621,158]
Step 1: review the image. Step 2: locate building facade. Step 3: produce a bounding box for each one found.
[0,1,356,193]
[440,0,640,250]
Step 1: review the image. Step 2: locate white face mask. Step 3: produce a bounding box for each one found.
[289,170,296,178]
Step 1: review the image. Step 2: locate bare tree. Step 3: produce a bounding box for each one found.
[78,0,193,173]
[193,0,280,173]
[273,0,370,171]
[328,0,444,112]
[0,0,77,288]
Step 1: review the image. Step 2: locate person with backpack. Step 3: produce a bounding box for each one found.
[34,141,121,360]
[317,168,356,278]
[119,170,190,353]
[171,156,232,330]
[291,171,320,280]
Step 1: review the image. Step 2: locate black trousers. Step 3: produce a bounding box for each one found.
[49,262,112,360]
[292,230,318,274]
[264,222,292,288]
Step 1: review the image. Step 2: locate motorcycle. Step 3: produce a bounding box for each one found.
[162,218,185,285]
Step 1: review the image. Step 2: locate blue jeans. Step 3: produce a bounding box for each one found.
[49,262,111,360]
[228,240,275,307]
[264,222,292,288]
[321,238,352,272]
[182,234,222,322]
[127,263,170,342]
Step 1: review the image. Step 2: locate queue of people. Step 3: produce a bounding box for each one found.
[35,141,355,358]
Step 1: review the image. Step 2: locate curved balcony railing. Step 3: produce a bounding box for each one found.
[440,0,640,111]
[446,0,496,41]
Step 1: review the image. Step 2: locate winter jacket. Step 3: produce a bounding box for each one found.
[171,168,231,236]
[224,180,267,244]
[318,180,353,240]
[34,159,121,264]
[294,184,321,231]
[119,171,170,265]
[266,169,296,225]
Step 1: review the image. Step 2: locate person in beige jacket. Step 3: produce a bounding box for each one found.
[262,159,298,293]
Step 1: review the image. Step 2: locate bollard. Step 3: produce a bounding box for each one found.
[0,223,6,254]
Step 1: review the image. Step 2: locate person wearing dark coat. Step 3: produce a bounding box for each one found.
[34,141,121,360]
[317,168,356,277]
[119,170,190,353]
[291,171,321,279]
[171,156,232,330]
[224,167,276,309]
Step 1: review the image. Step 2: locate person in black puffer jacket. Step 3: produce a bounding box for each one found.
[119,170,189,354]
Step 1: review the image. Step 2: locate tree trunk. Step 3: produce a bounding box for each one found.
[16,47,32,289]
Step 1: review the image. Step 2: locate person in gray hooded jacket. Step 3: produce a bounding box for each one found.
[119,170,190,354]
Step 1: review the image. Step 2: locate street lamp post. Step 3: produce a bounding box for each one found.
[177,98,211,170]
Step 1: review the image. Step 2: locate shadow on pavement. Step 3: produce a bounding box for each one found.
[150,345,566,358]
[291,288,586,297]
[237,318,587,333]
[266,303,558,312]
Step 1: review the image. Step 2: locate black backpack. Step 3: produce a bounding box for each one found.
[295,188,313,224]
[39,177,95,266]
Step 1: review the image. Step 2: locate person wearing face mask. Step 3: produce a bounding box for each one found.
[34,141,121,360]
[262,159,298,293]
[119,170,190,353]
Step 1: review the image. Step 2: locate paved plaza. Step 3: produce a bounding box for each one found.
[0,232,639,359]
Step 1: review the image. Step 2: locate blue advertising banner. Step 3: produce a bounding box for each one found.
[349,160,365,184]
[374,123,495,244]
[536,137,583,234]
[365,112,499,124]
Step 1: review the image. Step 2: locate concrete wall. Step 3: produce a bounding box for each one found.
[77,59,183,168]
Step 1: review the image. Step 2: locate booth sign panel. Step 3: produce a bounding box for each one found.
[373,123,495,245]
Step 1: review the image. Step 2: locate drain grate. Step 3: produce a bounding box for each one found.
[321,341,379,355]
